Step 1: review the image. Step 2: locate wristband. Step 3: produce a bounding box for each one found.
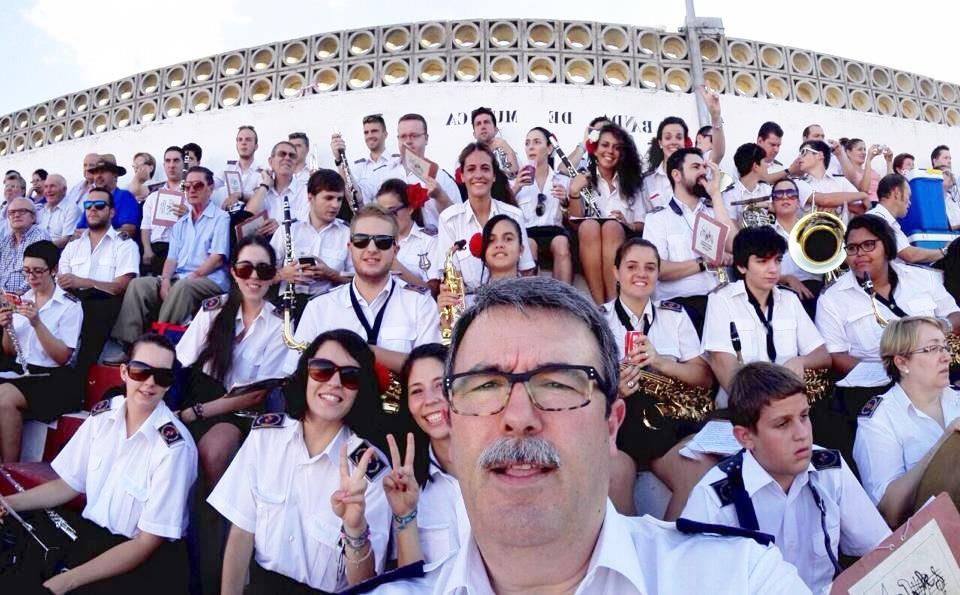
[191,403,204,420]
[696,257,707,273]
[258,183,270,192]
[392,508,418,530]
[341,525,370,550]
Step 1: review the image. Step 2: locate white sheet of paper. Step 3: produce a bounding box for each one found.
[681,420,741,458]
[837,361,890,388]
[847,519,960,595]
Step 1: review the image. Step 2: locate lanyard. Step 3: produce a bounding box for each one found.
[348,281,396,346]
[808,481,842,577]
[615,299,654,334]
[746,289,776,362]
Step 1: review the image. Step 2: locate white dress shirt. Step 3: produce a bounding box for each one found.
[269,217,352,296]
[58,226,140,283]
[285,277,440,374]
[351,152,397,203]
[431,200,535,290]
[641,163,672,209]
[944,185,960,228]
[209,421,390,592]
[63,179,91,209]
[176,300,287,390]
[721,179,771,223]
[683,448,890,594]
[37,201,81,243]
[514,169,568,228]
[358,157,461,229]
[594,173,646,224]
[802,173,859,221]
[372,500,810,594]
[11,285,82,367]
[854,383,960,505]
[397,225,438,283]
[866,202,910,254]
[51,396,198,539]
[643,197,721,300]
[212,160,266,206]
[602,298,703,362]
[258,180,310,224]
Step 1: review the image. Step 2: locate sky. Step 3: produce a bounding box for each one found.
[1,0,958,116]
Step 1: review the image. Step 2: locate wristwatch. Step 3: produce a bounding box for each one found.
[258,183,270,192]
[696,256,707,272]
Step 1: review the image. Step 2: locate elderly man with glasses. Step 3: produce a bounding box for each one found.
[0,198,51,294]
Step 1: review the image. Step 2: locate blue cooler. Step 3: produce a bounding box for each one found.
[901,170,948,234]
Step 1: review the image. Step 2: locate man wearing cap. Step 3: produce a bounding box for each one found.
[0,198,51,294]
[75,154,141,238]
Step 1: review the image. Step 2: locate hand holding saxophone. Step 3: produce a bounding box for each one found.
[437,283,464,310]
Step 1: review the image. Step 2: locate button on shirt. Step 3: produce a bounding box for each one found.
[168,201,231,290]
[398,225,438,283]
[51,396,198,539]
[721,179,771,223]
[58,227,140,283]
[815,263,959,364]
[285,277,441,373]
[176,301,288,390]
[269,217,352,296]
[602,299,703,362]
[373,500,810,594]
[867,203,910,254]
[683,449,890,595]
[515,170,568,227]
[431,200,535,290]
[208,422,389,592]
[140,183,181,244]
[643,198,718,300]
[12,285,82,367]
[594,174,646,224]
[37,201,81,243]
[854,383,960,505]
[0,224,51,293]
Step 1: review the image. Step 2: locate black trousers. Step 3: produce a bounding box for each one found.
[141,241,169,277]
[74,290,123,370]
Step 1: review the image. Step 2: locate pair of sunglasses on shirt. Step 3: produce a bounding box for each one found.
[350,233,395,250]
[232,261,277,280]
[127,360,175,387]
[308,358,361,390]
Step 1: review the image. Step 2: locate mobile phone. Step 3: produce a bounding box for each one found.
[624,331,642,357]
[3,292,21,307]
[298,256,317,267]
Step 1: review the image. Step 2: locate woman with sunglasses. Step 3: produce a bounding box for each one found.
[815,216,960,458]
[375,178,436,287]
[854,317,960,527]
[210,329,392,594]
[770,178,823,318]
[0,333,197,594]
[511,127,573,283]
[0,240,82,463]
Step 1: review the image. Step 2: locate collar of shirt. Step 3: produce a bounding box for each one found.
[428,444,450,480]
[870,202,896,223]
[103,396,173,442]
[734,179,769,196]
[741,449,812,501]
[405,224,430,242]
[291,423,350,465]
[304,215,345,236]
[728,280,781,303]
[340,276,396,311]
[233,301,275,336]
[463,199,507,228]
[597,173,621,197]
[189,200,219,222]
[24,284,73,312]
[618,299,653,330]
[888,382,960,424]
[668,196,708,216]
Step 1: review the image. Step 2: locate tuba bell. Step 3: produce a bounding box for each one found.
[787,210,846,281]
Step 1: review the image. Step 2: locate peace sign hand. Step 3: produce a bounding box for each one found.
[384,433,420,518]
[331,443,374,533]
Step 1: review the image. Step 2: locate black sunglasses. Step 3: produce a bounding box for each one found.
[307,358,361,390]
[127,360,175,387]
[350,233,395,250]
[536,193,547,217]
[232,261,277,280]
[83,200,109,211]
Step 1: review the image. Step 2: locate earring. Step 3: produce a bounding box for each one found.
[904,369,910,375]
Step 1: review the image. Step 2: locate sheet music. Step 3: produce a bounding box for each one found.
[680,420,741,459]
[837,361,890,388]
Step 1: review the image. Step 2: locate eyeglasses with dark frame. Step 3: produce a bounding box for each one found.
[182,181,207,192]
[771,189,799,201]
[21,267,49,277]
[844,239,879,255]
[444,364,606,416]
[82,200,109,211]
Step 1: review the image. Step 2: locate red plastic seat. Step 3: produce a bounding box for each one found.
[0,461,85,511]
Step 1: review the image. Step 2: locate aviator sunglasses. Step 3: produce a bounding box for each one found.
[307,358,362,390]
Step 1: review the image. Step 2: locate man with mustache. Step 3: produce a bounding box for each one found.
[372,277,808,593]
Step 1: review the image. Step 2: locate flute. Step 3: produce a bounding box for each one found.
[0,466,77,541]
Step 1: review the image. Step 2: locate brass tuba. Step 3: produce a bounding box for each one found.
[439,240,467,345]
[787,210,846,281]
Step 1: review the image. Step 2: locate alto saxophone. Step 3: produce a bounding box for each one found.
[334,133,363,214]
[633,369,714,424]
[280,195,308,352]
[548,135,602,218]
[859,272,888,327]
[439,240,467,345]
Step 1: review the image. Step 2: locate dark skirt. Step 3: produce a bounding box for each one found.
[616,389,701,471]
[12,365,83,423]
[180,368,258,442]
[247,562,331,595]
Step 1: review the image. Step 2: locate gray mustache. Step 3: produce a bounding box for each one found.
[478,437,561,470]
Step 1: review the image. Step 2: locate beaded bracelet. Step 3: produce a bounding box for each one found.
[392,508,418,531]
[341,525,370,550]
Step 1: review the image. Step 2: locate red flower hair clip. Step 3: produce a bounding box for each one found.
[373,361,392,393]
[405,184,429,210]
[585,128,600,156]
[468,232,483,259]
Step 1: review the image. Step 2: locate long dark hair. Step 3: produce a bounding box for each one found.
[479,213,522,284]
[399,343,448,486]
[458,142,517,207]
[194,235,276,382]
[377,178,424,227]
[588,123,643,204]
[645,116,689,175]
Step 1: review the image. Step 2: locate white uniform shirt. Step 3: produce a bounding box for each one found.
[722,179,771,223]
[58,226,140,283]
[802,173,859,221]
[602,298,703,362]
[641,163,672,209]
[944,185,960,228]
[140,183,180,243]
[63,180,91,209]
[773,221,820,283]
[515,169,568,228]
[854,383,960,505]
[594,173,646,224]
[51,396,198,539]
[359,157,461,229]
[37,201,81,243]
[212,160,265,207]
[285,277,441,374]
[683,448,890,594]
[815,263,959,369]
[269,217,352,296]
[373,500,810,594]
[259,181,310,224]
[12,285,82,367]
[208,421,389,592]
[405,448,468,572]
[398,225,438,283]
[643,197,720,300]
[431,200,535,290]
[352,153,397,203]
[866,202,910,253]
[176,300,288,390]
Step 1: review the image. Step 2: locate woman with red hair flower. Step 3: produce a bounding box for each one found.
[375,178,437,288]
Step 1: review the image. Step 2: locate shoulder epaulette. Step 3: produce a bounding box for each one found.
[117,231,130,241]
[391,153,400,158]
[158,421,184,446]
[810,448,842,470]
[675,518,775,547]
[658,300,683,313]
[649,205,665,214]
[62,291,80,303]
[353,158,365,164]
[202,294,228,311]
[722,182,736,193]
[338,561,425,594]
[709,281,729,294]
[252,412,286,429]
[147,182,165,193]
[422,224,438,236]
[710,477,735,507]
[271,307,284,318]
[776,283,798,296]
[349,440,386,481]
[403,283,429,294]
[90,398,112,416]
[859,396,883,418]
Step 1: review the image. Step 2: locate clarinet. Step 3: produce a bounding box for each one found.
[0,466,76,541]
[336,146,363,215]
[548,135,602,217]
[280,195,308,352]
